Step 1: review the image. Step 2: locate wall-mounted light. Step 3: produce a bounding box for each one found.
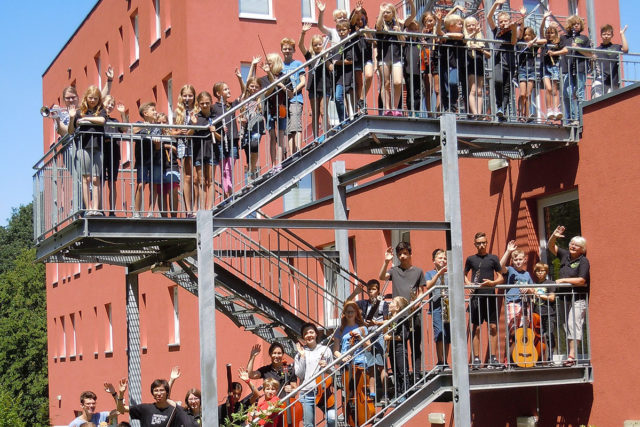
[428,412,445,425]
[488,158,509,171]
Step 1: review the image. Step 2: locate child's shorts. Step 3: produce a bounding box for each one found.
[518,68,537,82]
[543,64,560,81]
[286,103,303,134]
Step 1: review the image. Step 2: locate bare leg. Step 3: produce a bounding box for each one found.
[182,157,193,213]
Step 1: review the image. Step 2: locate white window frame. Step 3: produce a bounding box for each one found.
[95,53,102,88]
[166,77,174,123]
[302,0,316,23]
[133,13,140,63]
[154,0,162,42]
[171,286,180,345]
[105,304,113,353]
[239,0,275,20]
[537,189,579,264]
[70,313,77,357]
[336,0,350,12]
[52,263,59,286]
[60,316,67,358]
[322,244,340,329]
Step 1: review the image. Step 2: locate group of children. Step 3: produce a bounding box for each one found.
[50,1,629,218]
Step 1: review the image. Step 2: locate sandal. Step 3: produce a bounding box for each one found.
[563,356,576,367]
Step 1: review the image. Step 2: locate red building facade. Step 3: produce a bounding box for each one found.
[41,1,638,426]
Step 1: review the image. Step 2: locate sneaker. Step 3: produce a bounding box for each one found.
[488,356,504,370]
[471,357,482,370]
[383,110,393,116]
[392,110,403,117]
[555,110,563,120]
[547,111,556,120]
[132,212,141,218]
[496,108,504,118]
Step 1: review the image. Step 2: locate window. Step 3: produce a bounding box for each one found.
[163,76,174,122]
[240,62,252,83]
[302,0,315,22]
[131,12,140,63]
[537,190,581,278]
[322,244,340,328]
[239,0,274,19]
[153,0,162,42]
[336,0,350,11]
[60,316,67,359]
[51,263,59,286]
[94,53,102,88]
[283,173,314,211]
[170,286,180,345]
[70,313,77,357]
[390,230,411,265]
[105,303,113,353]
[73,263,81,277]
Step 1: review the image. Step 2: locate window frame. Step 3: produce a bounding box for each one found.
[536,189,580,265]
[239,0,275,21]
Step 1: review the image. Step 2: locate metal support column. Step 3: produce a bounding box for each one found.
[125,271,142,427]
[586,0,597,48]
[440,114,471,426]
[196,210,219,425]
[332,161,350,301]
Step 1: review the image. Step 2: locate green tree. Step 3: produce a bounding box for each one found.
[0,384,26,427]
[0,204,49,425]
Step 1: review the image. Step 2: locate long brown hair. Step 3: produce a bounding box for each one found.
[340,301,365,329]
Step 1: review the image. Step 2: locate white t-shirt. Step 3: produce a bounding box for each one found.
[68,411,110,427]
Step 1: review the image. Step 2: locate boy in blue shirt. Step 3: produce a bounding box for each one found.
[500,240,533,361]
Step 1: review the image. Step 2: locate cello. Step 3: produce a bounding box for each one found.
[344,328,376,427]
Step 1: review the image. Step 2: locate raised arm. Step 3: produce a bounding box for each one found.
[539,10,551,38]
[101,66,114,99]
[425,266,447,290]
[621,25,629,53]
[116,378,129,414]
[235,68,246,97]
[238,367,260,403]
[404,0,416,24]
[316,0,332,36]
[500,240,516,273]
[487,0,505,31]
[247,344,263,379]
[547,225,564,256]
[378,247,393,281]
[446,4,465,18]
[299,23,312,56]
[67,105,77,134]
[168,366,181,389]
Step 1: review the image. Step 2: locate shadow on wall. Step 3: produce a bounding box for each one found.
[470,383,593,426]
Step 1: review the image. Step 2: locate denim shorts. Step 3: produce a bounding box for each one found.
[518,67,536,82]
[266,113,287,132]
[543,64,560,81]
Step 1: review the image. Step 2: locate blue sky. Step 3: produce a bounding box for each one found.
[0,1,638,226]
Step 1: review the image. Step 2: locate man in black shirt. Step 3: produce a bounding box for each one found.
[117,378,193,426]
[464,232,504,369]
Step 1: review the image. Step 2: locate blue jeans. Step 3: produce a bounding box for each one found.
[301,391,336,427]
[563,71,586,121]
[335,84,346,122]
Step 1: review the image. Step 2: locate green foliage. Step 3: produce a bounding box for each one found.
[0,204,49,425]
[0,205,34,275]
[0,385,26,427]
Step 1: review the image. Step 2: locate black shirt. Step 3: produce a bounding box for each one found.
[333,44,355,88]
[517,42,537,72]
[193,110,215,161]
[596,42,623,81]
[438,38,467,72]
[560,32,591,74]
[493,27,516,68]
[464,253,502,295]
[256,363,298,393]
[75,108,107,149]
[542,37,566,68]
[129,403,192,427]
[556,247,590,299]
[533,279,557,316]
[304,51,332,94]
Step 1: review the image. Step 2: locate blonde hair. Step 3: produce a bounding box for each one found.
[79,85,103,116]
[379,3,398,30]
[464,16,485,52]
[263,378,280,391]
[308,34,324,56]
[566,15,584,32]
[392,296,409,313]
[333,8,348,22]
[174,84,198,125]
[444,14,463,31]
[280,37,296,50]
[510,249,525,258]
[266,53,283,75]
